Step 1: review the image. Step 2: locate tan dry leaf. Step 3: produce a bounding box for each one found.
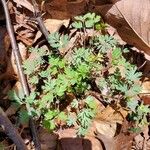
[44,0,69,19]
[96,133,115,150]
[139,77,150,104]
[141,78,150,94]
[96,120,136,150]
[94,120,117,138]
[134,134,144,150]
[143,126,150,149]
[44,19,70,33]
[33,19,70,44]
[134,126,150,150]
[13,0,33,12]
[43,0,87,19]
[57,128,77,138]
[0,28,15,81]
[95,105,128,124]
[67,0,88,17]
[96,132,135,150]
[114,0,150,46]
[114,131,135,150]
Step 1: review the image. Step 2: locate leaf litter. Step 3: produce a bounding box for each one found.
[0,0,149,150]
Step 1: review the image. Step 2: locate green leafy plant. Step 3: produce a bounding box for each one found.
[72,12,101,29]
[48,32,69,50]
[8,13,149,136]
[128,102,150,130]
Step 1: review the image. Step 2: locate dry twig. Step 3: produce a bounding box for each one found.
[31,0,49,41]
[0,0,41,149]
[0,107,27,150]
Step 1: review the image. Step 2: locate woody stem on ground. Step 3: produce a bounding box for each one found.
[0,107,27,150]
[0,0,41,149]
[31,0,49,41]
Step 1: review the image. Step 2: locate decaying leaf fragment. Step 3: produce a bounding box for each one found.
[96,120,136,150]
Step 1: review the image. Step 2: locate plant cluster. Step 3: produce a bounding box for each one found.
[8,13,149,135]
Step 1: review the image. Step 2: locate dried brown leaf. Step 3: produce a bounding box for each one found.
[39,128,58,150]
[94,120,117,138]
[95,105,128,124]
[13,0,33,12]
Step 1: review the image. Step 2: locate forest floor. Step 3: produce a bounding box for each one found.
[0,0,149,150]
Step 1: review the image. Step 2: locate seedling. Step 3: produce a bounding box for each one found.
[8,13,149,136]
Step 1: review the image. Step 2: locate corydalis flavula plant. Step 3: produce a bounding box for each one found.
[8,12,149,136]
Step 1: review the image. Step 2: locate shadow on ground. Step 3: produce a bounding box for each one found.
[58,138,92,150]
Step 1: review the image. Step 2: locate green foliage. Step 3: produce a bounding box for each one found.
[7,90,38,124]
[43,119,56,131]
[125,67,142,83]
[67,115,77,127]
[93,35,117,53]
[85,96,97,109]
[48,32,69,50]
[72,12,101,29]
[8,90,23,105]
[0,143,4,150]
[19,110,30,124]
[23,48,47,75]
[76,96,97,136]
[106,66,142,98]
[128,127,141,133]
[128,103,150,128]
[8,12,148,136]
[71,99,79,109]
[127,99,139,112]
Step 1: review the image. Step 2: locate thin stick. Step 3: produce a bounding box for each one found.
[32,0,49,41]
[0,0,41,149]
[2,0,29,96]
[0,108,27,150]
